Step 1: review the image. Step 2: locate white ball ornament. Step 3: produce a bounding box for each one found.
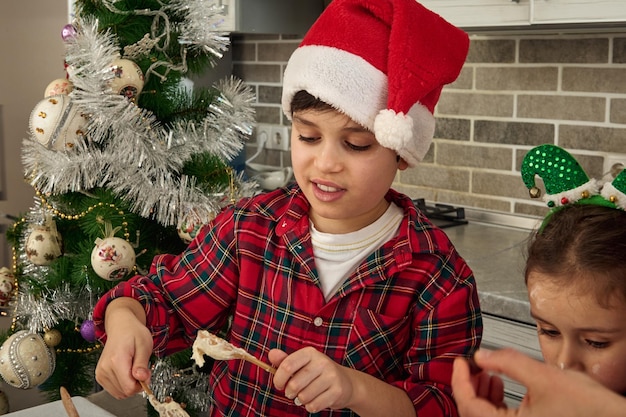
[29,95,89,151]
[176,209,215,244]
[107,58,144,102]
[0,268,15,308]
[43,78,73,97]
[25,224,63,266]
[91,237,136,281]
[0,331,56,389]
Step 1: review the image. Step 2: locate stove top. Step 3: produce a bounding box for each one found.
[413,199,468,229]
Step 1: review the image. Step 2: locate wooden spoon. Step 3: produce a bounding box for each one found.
[60,386,80,417]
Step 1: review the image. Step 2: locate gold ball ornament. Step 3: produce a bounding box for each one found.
[107,58,144,102]
[25,224,63,266]
[43,329,62,348]
[43,78,73,97]
[91,237,136,281]
[0,268,15,308]
[0,331,56,389]
[29,95,89,151]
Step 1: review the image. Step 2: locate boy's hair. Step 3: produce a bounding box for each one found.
[290,90,334,115]
[525,204,626,308]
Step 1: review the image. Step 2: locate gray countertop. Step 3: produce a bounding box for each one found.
[439,209,542,325]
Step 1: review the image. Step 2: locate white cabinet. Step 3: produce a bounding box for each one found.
[531,0,626,24]
[421,0,530,29]
[218,0,324,34]
[420,0,626,30]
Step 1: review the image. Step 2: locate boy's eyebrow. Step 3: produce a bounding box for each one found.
[292,114,371,134]
[531,310,622,334]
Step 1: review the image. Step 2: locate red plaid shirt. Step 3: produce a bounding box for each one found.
[94,186,482,417]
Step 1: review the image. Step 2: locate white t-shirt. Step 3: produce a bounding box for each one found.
[310,202,404,301]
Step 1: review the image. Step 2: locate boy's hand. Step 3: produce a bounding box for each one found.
[269,347,354,413]
[95,298,153,399]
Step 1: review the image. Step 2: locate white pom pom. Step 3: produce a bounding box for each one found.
[374,109,413,153]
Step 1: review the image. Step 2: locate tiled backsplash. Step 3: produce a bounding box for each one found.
[232,33,626,218]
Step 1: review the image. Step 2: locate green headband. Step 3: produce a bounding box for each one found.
[521,144,626,213]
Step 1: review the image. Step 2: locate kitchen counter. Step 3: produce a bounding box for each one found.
[439,209,542,325]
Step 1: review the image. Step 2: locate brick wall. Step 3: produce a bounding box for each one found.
[232,33,626,218]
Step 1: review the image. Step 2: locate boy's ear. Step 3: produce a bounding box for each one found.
[397,156,409,170]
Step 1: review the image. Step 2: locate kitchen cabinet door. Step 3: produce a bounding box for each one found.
[420,0,531,29]
[531,0,626,24]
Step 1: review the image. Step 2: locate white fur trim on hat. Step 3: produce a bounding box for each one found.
[282,45,386,130]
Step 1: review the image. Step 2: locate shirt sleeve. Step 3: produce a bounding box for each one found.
[93,205,240,356]
[397,252,482,416]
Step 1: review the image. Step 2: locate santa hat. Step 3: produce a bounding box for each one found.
[281,0,469,167]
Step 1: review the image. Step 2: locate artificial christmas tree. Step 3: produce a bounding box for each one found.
[2,0,257,415]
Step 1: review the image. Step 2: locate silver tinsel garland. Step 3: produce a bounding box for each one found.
[22,8,257,227]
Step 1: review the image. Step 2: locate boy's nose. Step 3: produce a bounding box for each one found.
[315,144,343,172]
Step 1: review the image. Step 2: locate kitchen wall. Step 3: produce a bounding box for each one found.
[232,31,626,219]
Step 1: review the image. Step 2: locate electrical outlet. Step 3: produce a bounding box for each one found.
[603,155,626,179]
[255,123,272,148]
[267,125,291,151]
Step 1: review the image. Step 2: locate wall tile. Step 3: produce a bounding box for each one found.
[435,190,512,212]
[466,39,516,63]
[436,143,512,170]
[563,68,626,94]
[258,42,299,62]
[252,105,282,124]
[233,63,282,82]
[514,202,549,218]
[475,121,554,146]
[437,92,514,117]
[559,125,626,153]
[519,38,609,63]
[257,85,282,104]
[476,67,558,91]
[473,172,528,199]
[231,41,256,61]
[614,37,626,63]
[399,165,470,192]
[610,99,626,124]
[448,67,473,89]
[434,118,471,141]
[517,95,605,121]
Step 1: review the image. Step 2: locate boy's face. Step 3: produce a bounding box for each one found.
[527,272,626,395]
[290,108,407,234]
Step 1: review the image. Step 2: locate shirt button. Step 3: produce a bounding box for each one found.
[313,317,323,327]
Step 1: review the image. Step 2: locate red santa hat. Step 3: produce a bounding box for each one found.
[281,0,469,167]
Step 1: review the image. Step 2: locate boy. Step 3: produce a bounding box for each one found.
[94,0,482,416]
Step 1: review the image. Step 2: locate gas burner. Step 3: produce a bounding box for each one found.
[413,199,468,229]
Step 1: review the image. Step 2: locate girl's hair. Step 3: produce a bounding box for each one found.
[290,90,335,114]
[525,204,626,308]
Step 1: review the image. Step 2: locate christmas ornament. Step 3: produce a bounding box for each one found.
[0,390,8,415]
[79,319,96,343]
[44,78,73,97]
[61,23,77,42]
[91,236,136,281]
[0,330,56,389]
[29,95,89,151]
[43,329,62,348]
[25,221,63,266]
[176,208,215,244]
[0,268,15,308]
[107,58,144,102]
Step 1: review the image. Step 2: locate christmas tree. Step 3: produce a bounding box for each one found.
[1,0,257,415]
